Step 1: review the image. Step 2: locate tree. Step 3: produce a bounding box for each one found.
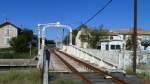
[9,29,34,52]
[63,29,79,45]
[126,39,133,50]
[45,39,55,45]
[63,24,109,48]
[88,28,109,48]
[141,40,150,50]
[63,24,89,45]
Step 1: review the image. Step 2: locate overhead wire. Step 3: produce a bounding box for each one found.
[83,0,112,25]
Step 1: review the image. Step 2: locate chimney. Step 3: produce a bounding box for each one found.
[5,18,10,23]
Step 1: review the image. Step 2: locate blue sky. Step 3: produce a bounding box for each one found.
[0,0,149,40]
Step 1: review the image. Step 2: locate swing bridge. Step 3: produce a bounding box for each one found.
[37,22,140,84]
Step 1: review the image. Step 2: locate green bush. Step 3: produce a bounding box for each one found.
[9,29,35,52]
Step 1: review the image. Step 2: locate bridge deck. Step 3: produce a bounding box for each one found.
[49,53,71,72]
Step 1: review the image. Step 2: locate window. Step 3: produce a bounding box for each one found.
[5,29,10,36]
[116,45,121,50]
[111,45,115,50]
[110,45,121,50]
[106,45,109,50]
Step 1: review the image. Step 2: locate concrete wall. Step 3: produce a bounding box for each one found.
[0,25,18,48]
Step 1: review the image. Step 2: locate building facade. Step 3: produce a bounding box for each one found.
[98,29,150,51]
[75,28,150,51]
[0,22,21,48]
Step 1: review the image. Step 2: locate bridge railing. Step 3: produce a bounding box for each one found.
[63,45,121,69]
[80,48,134,69]
[42,49,49,84]
[63,45,150,69]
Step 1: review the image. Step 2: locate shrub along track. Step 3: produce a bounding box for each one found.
[54,50,127,84]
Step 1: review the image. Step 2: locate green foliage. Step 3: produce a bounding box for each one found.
[63,24,109,48]
[79,26,109,48]
[63,29,79,45]
[125,36,147,50]
[137,72,150,79]
[126,39,133,50]
[0,69,81,84]
[9,29,35,52]
[91,28,109,48]
[10,35,29,52]
[0,48,12,52]
[45,39,55,45]
[141,40,150,50]
[126,65,134,75]
[78,24,88,30]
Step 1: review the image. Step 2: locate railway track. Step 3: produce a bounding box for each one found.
[54,51,91,84]
[54,50,127,84]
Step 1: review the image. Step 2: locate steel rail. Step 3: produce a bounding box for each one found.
[58,50,127,84]
[54,51,92,84]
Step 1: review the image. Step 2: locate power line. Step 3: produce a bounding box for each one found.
[84,0,112,25]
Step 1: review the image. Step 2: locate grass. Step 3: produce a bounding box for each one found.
[137,72,150,79]
[0,48,37,59]
[0,68,41,84]
[0,69,79,84]
[125,65,134,75]
[137,72,150,84]
[126,64,150,84]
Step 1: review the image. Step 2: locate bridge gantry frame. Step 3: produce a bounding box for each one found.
[37,22,72,84]
[37,22,72,70]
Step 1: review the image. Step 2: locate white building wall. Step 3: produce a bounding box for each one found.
[100,41,125,51]
[100,42,108,50]
[112,35,124,40]
[0,25,18,48]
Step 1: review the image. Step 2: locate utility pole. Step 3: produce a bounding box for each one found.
[133,0,138,74]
